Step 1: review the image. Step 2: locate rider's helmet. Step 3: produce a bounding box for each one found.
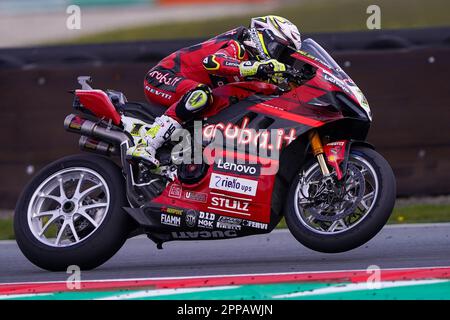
[243,15,302,60]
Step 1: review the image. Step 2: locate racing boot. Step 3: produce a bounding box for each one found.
[126,115,181,167]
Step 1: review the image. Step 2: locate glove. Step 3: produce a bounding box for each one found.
[269,74,286,85]
[239,59,286,78]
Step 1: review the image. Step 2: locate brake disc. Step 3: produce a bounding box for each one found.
[302,164,365,222]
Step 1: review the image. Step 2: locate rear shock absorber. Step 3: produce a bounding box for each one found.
[309,130,330,176]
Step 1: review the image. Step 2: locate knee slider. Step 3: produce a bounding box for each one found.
[175,85,212,121]
[185,85,212,112]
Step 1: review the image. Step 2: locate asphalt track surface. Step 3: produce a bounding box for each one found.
[1,223,449,284]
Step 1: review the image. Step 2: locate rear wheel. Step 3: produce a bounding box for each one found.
[14,154,133,271]
[285,146,396,253]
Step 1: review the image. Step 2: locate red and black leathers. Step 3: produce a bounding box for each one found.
[144,27,260,122]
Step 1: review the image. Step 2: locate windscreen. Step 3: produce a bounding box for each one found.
[300,38,350,79]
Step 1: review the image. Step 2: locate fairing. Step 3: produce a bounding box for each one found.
[75,90,122,125]
[293,39,372,120]
[148,41,374,234]
[69,38,373,240]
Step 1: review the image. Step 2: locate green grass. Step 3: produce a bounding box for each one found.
[2,203,450,240]
[276,203,450,229]
[389,204,450,224]
[0,219,15,240]
[65,0,450,45]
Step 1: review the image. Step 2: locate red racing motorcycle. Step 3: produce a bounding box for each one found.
[14,39,396,271]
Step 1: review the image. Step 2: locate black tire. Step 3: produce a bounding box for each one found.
[14,154,133,271]
[285,146,396,253]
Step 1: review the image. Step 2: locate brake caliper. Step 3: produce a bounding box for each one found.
[323,140,348,180]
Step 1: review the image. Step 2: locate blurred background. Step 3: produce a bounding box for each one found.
[0,0,449,237]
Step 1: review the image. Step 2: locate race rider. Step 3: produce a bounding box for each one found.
[126,15,302,167]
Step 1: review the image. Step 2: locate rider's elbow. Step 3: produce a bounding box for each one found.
[202,54,221,71]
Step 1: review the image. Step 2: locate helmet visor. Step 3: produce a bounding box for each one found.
[260,29,291,60]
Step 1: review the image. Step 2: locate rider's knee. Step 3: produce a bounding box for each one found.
[175,84,213,122]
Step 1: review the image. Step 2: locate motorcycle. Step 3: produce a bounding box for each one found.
[14,38,396,271]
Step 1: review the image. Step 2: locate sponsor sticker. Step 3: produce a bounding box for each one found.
[161,207,183,215]
[183,191,208,203]
[198,219,214,229]
[218,216,242,224]
[216,216,242,231]
[185,210,198,228]
[202,117,296,151]
[168,184,182,198]
[243,220,268,230]
[144,85,173,100]
[322,72,350,94]
[211,196,250,213]
[161,213,181,227]
[214,159,260,176]
[209,173,258,196]
[199,211,216,220]
[217,222,241,230]
[147,70,182,87]
[224,61,240,67]
[171,230,237,239]
[198,211,216,229]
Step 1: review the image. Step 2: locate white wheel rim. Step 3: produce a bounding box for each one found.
[27,167,110,247]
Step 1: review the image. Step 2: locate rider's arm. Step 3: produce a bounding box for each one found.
[202,40,248,77]
[202,39,287,81]
[238,59,286,78]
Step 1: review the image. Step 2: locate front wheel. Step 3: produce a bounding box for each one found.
[285,146,396,253]
[14,154,133,271]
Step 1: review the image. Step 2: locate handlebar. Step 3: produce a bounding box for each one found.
[266,66,315,85]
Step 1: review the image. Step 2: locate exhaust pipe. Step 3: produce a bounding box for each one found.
[79,136,118,156]
[64,113,144,207]
[64,114,131,146]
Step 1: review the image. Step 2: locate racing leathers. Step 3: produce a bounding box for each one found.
[126,27,286,167]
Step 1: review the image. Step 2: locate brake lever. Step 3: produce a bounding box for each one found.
[271,66,303,80]
[264,69,301,92]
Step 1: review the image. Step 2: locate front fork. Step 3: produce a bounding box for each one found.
[309,130,348,180]
[309,130,330,176]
